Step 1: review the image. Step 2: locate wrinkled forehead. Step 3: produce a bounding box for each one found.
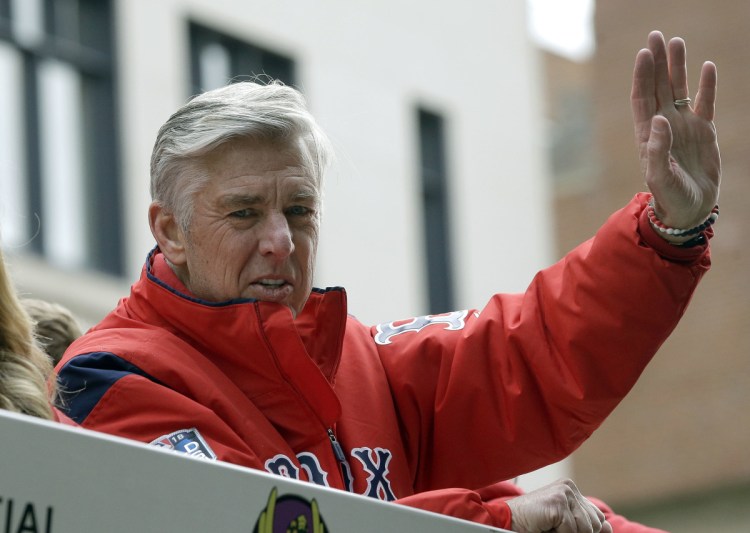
[192,135,319,203]
[215,134,319,187]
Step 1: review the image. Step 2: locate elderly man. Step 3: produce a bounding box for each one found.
[57,31,719,532]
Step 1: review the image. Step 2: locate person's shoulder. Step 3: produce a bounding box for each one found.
[345,313,369,328]
[58,321,187,370]
[64,325,148,353]
[52,407,79,426]
[341,314,380,351]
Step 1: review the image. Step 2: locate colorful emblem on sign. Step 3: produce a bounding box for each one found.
[254,488,328,533]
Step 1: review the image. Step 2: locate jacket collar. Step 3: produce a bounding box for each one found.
[127,248,347,429]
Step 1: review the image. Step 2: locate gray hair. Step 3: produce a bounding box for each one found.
[150,80,333,230]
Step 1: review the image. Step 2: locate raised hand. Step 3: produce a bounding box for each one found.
[631,31,721,233]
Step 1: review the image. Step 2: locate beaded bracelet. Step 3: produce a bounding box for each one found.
[647,199,719,237]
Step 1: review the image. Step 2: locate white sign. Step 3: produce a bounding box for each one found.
[0,411,510,532]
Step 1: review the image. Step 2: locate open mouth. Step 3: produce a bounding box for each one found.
[257,279,286,288]
[250,279,293,302]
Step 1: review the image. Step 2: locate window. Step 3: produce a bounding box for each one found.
[417,108,455,314]
[0,0,122,275]
[549,89,596,184]
[189,22,295,94]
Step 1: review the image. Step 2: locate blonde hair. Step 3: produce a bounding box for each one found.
[0,249,55,420]
[22,298,82,366]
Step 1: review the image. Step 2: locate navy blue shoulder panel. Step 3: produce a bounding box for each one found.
[56,352,160,424]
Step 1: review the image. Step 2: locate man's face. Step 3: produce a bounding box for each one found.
[173,137,320,317]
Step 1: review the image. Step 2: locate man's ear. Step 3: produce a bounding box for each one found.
[148,202,187,266]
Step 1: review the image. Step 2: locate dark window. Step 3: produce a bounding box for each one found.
[417,108,454,314]
[188,22,295,95]
[0,1,9,27]
[0,0,122,275]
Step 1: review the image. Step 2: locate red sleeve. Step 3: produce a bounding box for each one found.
[588,496,669,533]
[394,481,671,532]
[395,481,522,530]
[377,193,711,492]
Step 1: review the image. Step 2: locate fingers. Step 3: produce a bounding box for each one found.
[575,494,606,533]
[647,31,674,109]
[645,116,674,194]
[630,32,688,147]
[631,48,657,152]
[694,61,718,121]
[644,115,673,214]
[508,479,609,533]
[644,31,711,115]
[668,37,689,102]
[566,481,604,533]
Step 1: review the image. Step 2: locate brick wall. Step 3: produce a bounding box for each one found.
[548,0,750,508]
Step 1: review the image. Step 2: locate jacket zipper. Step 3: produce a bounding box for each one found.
[327,427,347,462]
[327,427,350,486]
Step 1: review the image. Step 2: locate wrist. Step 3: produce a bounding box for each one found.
[646,198,719,246]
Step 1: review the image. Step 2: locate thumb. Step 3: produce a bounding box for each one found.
[646,115,673,188]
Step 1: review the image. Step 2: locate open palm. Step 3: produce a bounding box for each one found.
[631,31,721,230]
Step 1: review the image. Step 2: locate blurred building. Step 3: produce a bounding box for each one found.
[1,0,552,329]
[545,1,750,531]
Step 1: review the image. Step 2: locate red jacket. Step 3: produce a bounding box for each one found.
[56,195,708,530]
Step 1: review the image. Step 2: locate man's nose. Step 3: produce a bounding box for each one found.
[258,212,294,258]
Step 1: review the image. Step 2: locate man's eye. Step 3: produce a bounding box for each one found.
[230,209,253,218]
[287,205,311,216]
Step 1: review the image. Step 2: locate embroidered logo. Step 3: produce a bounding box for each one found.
[351,447,396,501]
[253,487,328,533]
[264,447,393,498]
[150,428,217,460]
[374,310,469,345]
[265,454,302,481]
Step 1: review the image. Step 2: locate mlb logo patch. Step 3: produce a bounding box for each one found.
[150,428,217,460]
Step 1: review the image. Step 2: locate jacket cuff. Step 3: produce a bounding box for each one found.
[636,194,712,264]
[486,499,513,529]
